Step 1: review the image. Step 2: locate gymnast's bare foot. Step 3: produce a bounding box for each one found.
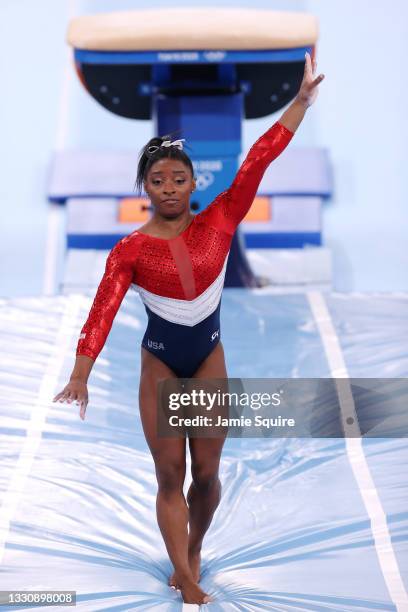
[169,547,201,588]
[179,576,212,604]
[168,569,180,589]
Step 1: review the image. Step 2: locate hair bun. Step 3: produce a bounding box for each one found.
[144,136,165,159]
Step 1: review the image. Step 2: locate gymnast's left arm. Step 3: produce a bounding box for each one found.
[217,51,325,230]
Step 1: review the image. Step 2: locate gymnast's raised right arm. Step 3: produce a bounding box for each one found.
[202,51,325,233]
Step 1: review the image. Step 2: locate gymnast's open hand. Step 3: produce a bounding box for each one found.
[53,379,89,421]
[296,51,325,108]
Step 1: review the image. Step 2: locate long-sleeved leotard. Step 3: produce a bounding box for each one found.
[76,121,294,377]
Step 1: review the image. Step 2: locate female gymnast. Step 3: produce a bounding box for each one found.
[53,52,324,605]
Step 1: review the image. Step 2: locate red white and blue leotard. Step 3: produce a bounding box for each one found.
[76,121,294,377]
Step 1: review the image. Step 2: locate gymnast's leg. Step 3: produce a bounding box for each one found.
[169,341,228,587]
[138,346,212,605]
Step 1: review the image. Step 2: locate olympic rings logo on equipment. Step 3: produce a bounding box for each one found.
[195,172,215,191]
[203,51,226,62]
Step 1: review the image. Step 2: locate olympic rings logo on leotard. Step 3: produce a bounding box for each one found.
[195,172,215,191]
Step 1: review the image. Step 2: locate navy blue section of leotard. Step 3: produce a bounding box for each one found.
[141,301,222,378]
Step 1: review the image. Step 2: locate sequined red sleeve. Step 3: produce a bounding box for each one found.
[76,238,135,361]
[202,121,294,233]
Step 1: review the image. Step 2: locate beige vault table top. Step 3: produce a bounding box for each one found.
[67,7,318,51]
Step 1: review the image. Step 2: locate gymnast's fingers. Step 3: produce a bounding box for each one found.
[79,399,88,421]
[305,51,313,76]
[66,391,78,404]
[53,387,70,403]
[311,73,325,88]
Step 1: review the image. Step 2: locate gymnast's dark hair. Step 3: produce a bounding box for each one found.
[134,133,194,194]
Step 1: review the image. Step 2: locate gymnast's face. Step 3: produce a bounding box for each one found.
[144,159,196,218]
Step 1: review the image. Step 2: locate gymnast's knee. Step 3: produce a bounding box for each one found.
[155,460,186,496]
[191,464,220,492]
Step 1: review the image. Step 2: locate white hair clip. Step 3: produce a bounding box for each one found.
[160,138,185,150]
[146,138,185,156]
